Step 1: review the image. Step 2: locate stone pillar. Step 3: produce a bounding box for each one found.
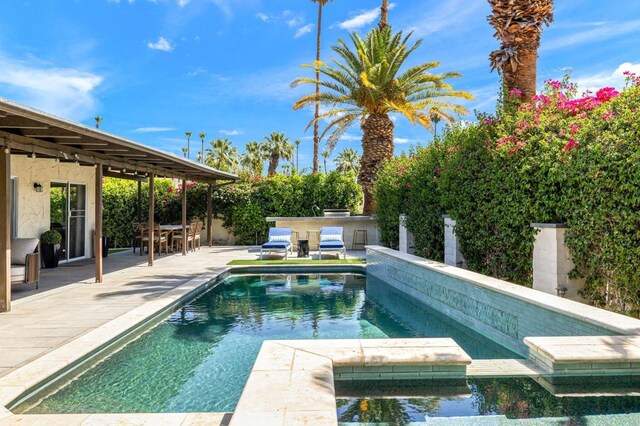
[531,223,585,301]
[398,215,415,255]
[443,215,465,268]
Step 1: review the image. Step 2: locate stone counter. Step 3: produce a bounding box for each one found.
[266,216,379,249]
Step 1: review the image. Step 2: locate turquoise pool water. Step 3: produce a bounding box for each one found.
[336,378,640,423]
[22,272,517,414]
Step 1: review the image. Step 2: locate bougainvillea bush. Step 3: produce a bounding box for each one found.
[374,73,640,314]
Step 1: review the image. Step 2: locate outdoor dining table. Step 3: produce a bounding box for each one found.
[159,224,185,252]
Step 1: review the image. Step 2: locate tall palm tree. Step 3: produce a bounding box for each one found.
[334,148,360,174]
[181,147,188,158]
[311,0,333,174]
[321,151,329,174]
[294,139,301,173]
[185,131,192,159]
[430,108,442,138]
[488,0,554,103]
[263,132,294,177]
[198,132,206,164]
[379,0,389,29]
[241,141,265,176]
[293,27,472,214]
[94,116,103,129]
[205,138,239,172]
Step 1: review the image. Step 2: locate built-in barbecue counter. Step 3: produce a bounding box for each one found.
[266,210,379,250]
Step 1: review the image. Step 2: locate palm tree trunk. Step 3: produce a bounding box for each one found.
[504,48,538,103]
[268,154,279,176]
[379,0,389,29]
[358,113,394,215]
[313,2,324,174]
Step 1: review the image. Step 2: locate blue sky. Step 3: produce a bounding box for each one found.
[1,0,639,172]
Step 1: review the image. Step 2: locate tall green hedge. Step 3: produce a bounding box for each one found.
[103,171,362,248]
[374,75,640,314]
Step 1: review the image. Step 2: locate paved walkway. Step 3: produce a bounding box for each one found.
[0,246,258,377]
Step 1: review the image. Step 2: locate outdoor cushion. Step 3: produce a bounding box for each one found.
[11,265,25,282]
[269,235,291,243]
[262,241,291,249]
[319,241,345,249]
[320,234,342,242]
[11,238,39,265]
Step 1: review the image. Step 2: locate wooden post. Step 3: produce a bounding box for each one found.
[148,173,154,267]
[181,179,187,256]
[137,180,142,223]
[207,182,213,246]
[94,164,103,283]
[0,143,11,312]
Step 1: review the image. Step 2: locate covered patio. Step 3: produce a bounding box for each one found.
[0,98,237,313]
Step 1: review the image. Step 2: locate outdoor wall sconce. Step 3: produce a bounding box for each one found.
[33,182,43,192]
[556,286,568,297]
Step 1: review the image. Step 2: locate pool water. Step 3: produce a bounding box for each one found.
[336,377,640,423]
[22,272,516,414]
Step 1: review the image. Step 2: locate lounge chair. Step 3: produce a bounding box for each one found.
[261,227,293,260]
[318,226,346,260]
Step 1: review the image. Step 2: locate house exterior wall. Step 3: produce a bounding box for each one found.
[11,155,96,257]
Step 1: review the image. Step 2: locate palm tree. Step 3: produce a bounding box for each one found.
[205,138,239,172]
[334,148,360,174]
[431,108,442,138]
[294,140,301,173]
[379,0,389,29]
[94,116,103,129]
[488,0,554,103]
[241,141,265,176]
[198,132,206,164]
[181,147,188,158]
[185,131,192,159]
[293,27,472,214]
[263,132,294,177]
[311,0,333,174]
[321,151,329,174]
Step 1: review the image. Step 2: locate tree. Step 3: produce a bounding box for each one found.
[430,108,442,138]
[379,0,389,29]
[241,141,265,176]
[263,132,293,177]
[181,147,188,158]
[334,148,360,174]
[185,131,192,160]
[198,132,206,164]
[205,138,239,172]
[321,151,329,174]
[94,116,103,129]
[311,0,333,174]
[294,139,301,173]
[293,27,472,214]
[488,0,554,103]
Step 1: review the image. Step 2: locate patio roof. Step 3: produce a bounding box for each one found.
[0,98,237,183]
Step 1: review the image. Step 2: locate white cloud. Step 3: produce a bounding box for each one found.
[287,16,305,28]
[0,53,103,121]
[338,3,395,31]
[177,0,190,7]
[402,0,481,37]
[394,137,416,144]
[134,127,175,133]
[256,12,269,22]
[220,129,242,136]
[294,24,314,39]
[147,37,174,52]
[575,62,640,92]
[544,20,640,52]
[211,0,233,19]
[188,67,206,76]
[340,134,361,141]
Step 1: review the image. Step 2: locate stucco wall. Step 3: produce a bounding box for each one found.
[11,155,96,257]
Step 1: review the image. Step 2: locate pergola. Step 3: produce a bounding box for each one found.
[0,98,237,312]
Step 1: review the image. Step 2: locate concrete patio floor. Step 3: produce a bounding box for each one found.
[1,246,365,378]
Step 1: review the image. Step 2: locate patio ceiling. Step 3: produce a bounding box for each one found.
[0,98,237,183]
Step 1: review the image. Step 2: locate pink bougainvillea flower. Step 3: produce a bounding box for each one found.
[564,139,579,152]
[569,123,580,134]
[602,110,613,120]
[509,89,523,97]
[595,87,619,102]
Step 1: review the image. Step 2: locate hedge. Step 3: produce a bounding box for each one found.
[374,73,640,314]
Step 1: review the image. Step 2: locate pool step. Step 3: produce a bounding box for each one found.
[466,358,545,378]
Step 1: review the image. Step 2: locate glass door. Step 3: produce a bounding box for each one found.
[50,182,86,261]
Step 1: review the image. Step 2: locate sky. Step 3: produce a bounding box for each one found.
[1,0,639,172]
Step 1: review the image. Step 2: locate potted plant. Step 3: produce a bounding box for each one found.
[41,229,62,268]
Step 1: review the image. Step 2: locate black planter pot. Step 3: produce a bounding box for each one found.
[41,243,60,268]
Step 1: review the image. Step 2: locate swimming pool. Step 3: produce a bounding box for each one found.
[18,271,516,414]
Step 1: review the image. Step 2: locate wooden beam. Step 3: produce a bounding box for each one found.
[95,164,103,283]
[207,183,213,246]
[182,179,187,256]
[0,126,49,130]
[24,135,82,139]
[0,143,11,312]
[148,173,155,267]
